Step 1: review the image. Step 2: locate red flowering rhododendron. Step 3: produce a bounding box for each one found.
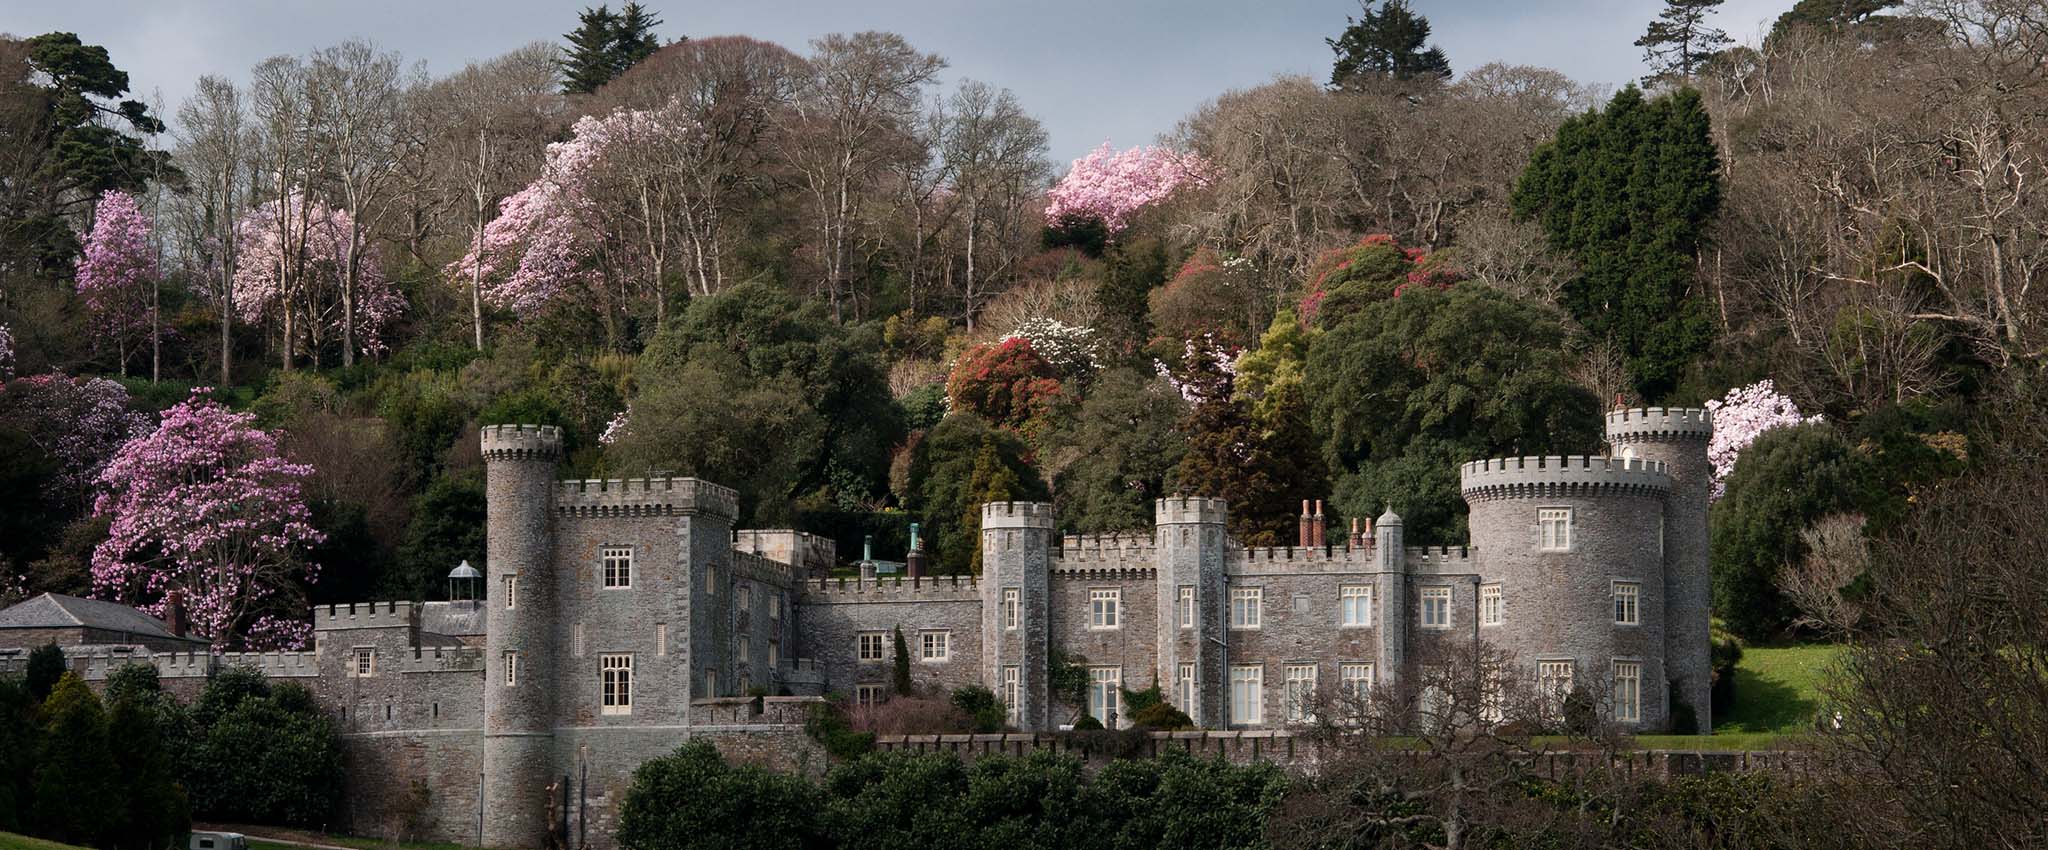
[75,190,159,349]
[1298,234,1463,325]
[91,391,324,649]
[945,337,1069,435]
[1044,142,1212,233]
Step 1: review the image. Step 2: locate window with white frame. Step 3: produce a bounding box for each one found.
[737,583,751,611]
[1283,664,1317,723]
[738,634,750,662]
[1002,588,1020,630]
[768,639,780,668]
[1230,587,1263,629]
[1420,586,1452,629]
[1480,584,1503,626]
[602,546,632,588]
[855,683,884,707]
[573,623,584,657]
[1178,586,1195,628]
[1089,588,1121,629]
[502,650,518,686]
[737,672,752,694]
[770,594,782,620]
[503,574,517,609]
[1538,660,1574,716]
[1001,666,1021,725]
[1175,662,1197,716]
[1339,662,1374,697]
[704,567,716,596]
[919,630,950,662]
[857,631,886,661]
[1087,666,1122,725]
[703,668,718,698]
[1229,665,1264,725]
[1340,584,1372,627]
[352,647,375,677]
[1613,660,1642,723]
[1613,581,1640,625]
[656,623,667,656]
[1538,507,1573,551]
[601,654,633,715]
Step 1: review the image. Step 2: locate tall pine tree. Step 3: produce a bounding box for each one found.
[612,3,665,70]
[561,6,622,94]
[1635,0,1732,85]
[1511,86,1721,402]
[1327,0,1452,88]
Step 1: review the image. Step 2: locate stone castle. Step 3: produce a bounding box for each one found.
[0,406,1713,849]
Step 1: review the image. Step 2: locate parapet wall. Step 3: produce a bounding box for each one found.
[800,574,982,603]
[315,600,420,630]
[556,476,739,520]
[1156,496,1228,526]
[732,549,799,590]
[1606,407,1713,443]
[982,501,1055,529]
[1231,544,1378,574]
[479,424,563,461]
[1460,455,1672,501]
[1405,545,1476,574]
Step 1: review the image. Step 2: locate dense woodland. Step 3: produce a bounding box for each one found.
[2,0,2047,847]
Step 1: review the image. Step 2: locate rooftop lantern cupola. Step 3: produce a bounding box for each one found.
[448,560,482,604]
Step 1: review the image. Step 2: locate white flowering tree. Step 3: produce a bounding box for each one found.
[1703,380,1820,500]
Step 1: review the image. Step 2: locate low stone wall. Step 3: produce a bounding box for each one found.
[870,730,1810,780]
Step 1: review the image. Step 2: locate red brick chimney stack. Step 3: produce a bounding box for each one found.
[1311,500,1326,548]
[1298,500,1312,547]
[164,589,188,637]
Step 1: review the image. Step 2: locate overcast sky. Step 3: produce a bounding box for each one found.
[5,0,1791,168]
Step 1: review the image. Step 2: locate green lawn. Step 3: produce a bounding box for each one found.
[0,834,91,850]
[1717,643,1845,735]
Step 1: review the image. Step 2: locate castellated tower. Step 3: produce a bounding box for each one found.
[981,501,1054,730]
[1461,454,1674,729]
[480,425,561,849]
[1154,497,1228,729]
[1606,407,1715,732]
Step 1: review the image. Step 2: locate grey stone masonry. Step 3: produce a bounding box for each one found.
[1606,407,1715,732]
[0,407,1715,850]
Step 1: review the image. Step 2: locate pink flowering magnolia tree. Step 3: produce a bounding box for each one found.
[1703,379,1822,500]
[0,374,148,511]
[234,193,406,365]
[1044,142,1212,234]
[91,391,325,649]
[447,106,706,332]
[75,190,161,374]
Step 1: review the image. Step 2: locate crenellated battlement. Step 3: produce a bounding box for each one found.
[731,549,799,589]
[798,574,982,603]
[1055,532,1155,567]
[1459,455,1672,501]
[479,424,564,461]
[388,645,485,674]
[315,600,421,630]
[981,501,1055,529]
[1605,407,1713,443]
[556,476,740,520]
[1156,496,1228,525]
[216,650,321,677]
[1230,544,1379,574]
[1405,545,1476,574]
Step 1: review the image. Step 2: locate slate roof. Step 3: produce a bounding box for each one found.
[0,592,204,643]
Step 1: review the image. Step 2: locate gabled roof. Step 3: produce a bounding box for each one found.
[0,592,199,642]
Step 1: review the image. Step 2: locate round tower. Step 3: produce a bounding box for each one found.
[1372,508,1406,690]
[981,501,1054,730]
[479,424,562,848]
[1606,406,1714,732]
[1153,496,1228,729]
[1461,455,1673,729]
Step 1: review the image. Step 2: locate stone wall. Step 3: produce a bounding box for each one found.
[796,576,984,696]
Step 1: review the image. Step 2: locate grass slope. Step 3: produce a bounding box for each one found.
[1717,643,1844,735]
[0,834,91,850]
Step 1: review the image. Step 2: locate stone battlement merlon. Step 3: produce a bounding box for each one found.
[981,501,1055,529]
[1459,455,1672,500]
[1234,544,1378,567]
[731,549,798,589]
[1048,564,1157,579]
[479,424,564,461]
[799,575,982,602]
[1155,496,1228,525]
[1406,545,1477,574]
[1605,407,1714,442]
[556,477,740,521]
[315,600,421,629]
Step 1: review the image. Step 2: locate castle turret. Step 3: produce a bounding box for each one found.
[1372,508,1406,689]
[1154,497,1228,728]
[1606,407,1714,731]
[1461,454,1675,729]
[981,501,1054,729]
[479,424,561,848]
